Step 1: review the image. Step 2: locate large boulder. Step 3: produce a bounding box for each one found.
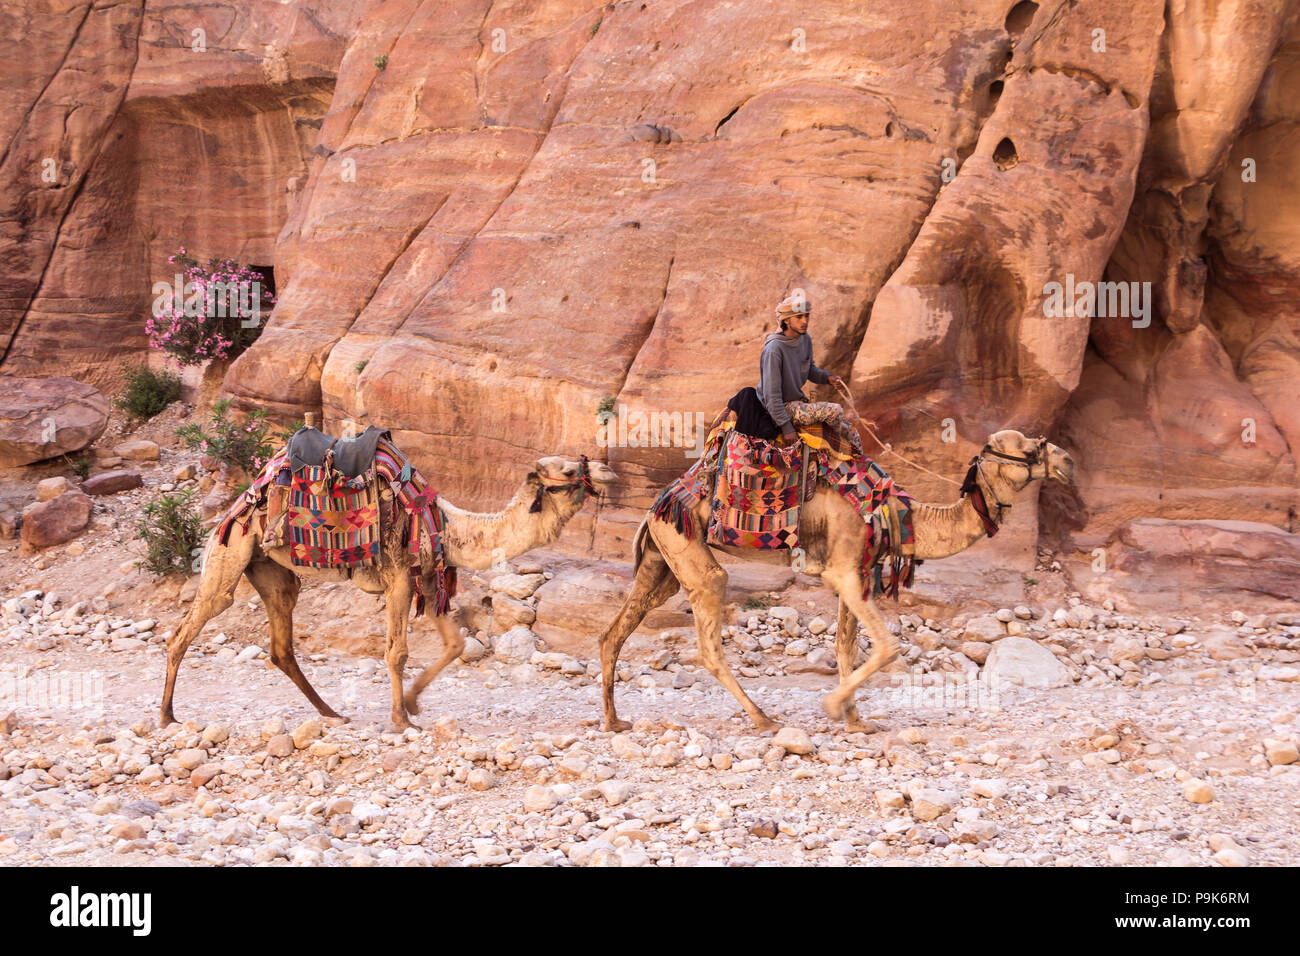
[983,637,1070,689]
[20,491,93,551]
[0,378,108,468]
[81,470,144,496]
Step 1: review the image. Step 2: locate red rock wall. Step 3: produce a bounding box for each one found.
[2,0,1297,599]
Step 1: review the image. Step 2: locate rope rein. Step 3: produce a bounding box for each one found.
[832,380,962,487]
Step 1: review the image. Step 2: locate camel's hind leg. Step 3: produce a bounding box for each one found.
[830,596,872,733]
[403,612,465,717]
[649,517,778,733]
[599,542,681,732]
[244,559,341,720]
[820,565,897,726]
[160,529,255,725]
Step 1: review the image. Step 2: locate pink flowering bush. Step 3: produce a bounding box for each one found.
[146,247,274,366]
[177,399,296,477]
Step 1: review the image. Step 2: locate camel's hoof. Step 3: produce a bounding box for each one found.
[844,718,872,734]
[403,694,421,717]
[323,714,349,726]
[823,693,849,721]
[753,717,780,735]
[605,718,633,733]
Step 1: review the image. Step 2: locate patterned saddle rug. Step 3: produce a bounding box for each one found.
[706,429,804,550]
[215,429,456,616]
[651,414,919,599]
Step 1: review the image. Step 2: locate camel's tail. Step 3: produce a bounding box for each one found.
[632,515,651,572]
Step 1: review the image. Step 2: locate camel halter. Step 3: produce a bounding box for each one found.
[832,381,1049,538]
[530,455,598,512]
[960,440,1048,537]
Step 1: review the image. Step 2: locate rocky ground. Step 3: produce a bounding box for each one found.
[2,578,1298,867]
[0,403,1297,867]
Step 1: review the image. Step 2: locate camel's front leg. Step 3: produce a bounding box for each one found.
[820,566,897,727]
[598,542,680,732]
[650,518,778,733]
[403,611,465,717]
[160,527,254,725]
[384,574,416,731]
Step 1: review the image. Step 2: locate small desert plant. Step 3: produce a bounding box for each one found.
[176,399,288,476]
[741,595,775,611]
[596,396,616,423]
[63,453,92,480]
[136,489,204,577]
[355,359,369,374]
[115,363,182,420]
[590,16,602,37]
[374,54,388,70]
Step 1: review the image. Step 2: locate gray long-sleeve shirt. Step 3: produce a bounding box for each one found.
[756,332,831,430]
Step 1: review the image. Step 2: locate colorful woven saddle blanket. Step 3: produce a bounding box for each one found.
[651,416,919,599]
[215,430,456,616]
[706,429,804,550]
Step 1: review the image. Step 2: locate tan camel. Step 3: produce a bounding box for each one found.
[160,456,617,730]
[597,429,1074,733]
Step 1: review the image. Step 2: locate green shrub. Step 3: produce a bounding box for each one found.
[354,359,369,374]
[176,399,291,477]
[63,453,92,480]
[741,595,774,611]
[596,396,615,424]
[374,54,388,70]
[136,489,204,577]
[115,363,182,420]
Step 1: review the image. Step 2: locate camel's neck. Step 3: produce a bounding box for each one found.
[910,469,1019,560]
[436,482,580,570]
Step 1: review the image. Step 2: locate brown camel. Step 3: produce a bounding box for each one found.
[160,456,616,730]
[597,429,1074,733]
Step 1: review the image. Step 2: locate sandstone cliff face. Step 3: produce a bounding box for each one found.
[2,0,1297,607]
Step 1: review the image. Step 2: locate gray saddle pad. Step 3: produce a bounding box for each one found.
[286,425,390,478]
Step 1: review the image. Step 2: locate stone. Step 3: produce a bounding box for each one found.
[808,616,829,635]
[493,626,537,664]
[983,637,1070,688]
[489,573,545,600]
[266,734,294,758]
[1183,779,1215,804]
[773,727,814,755]
[523,786,558,812]
[1109,637,1146,663]
[971,778,1008,799]
[466,768,497,791]
[1213,848,1249,868]
[963,616,1006,643]
[112,440,161,461]
[875,790,905,810]
[80,470,144,496]
[491,595,535,630]
[459,636,488,663]
[0,378,108,468]
[1264,741,1299,766]
[911,789,957,822]
[36,477,70,501]
[1201,628,1254,661]
[960,642,991,664]
[292,719,322,749]
[19,491,93,551]
[109,821,147,842]
[598,780,636,806]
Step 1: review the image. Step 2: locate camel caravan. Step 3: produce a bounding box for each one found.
[164,292,1074,734]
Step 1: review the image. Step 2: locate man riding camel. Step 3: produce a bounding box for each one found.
[757,291,864,454]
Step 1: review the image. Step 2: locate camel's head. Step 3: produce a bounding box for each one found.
[529,456,618,512]
[981,430,1075,489]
